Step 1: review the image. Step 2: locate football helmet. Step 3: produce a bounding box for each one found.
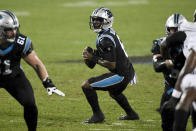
[193,9,196,22]
[0,10,19,42]
[89,7,114,33]
[165,14,187,35]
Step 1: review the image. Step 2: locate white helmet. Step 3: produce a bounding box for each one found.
[89,7,114,33]
[0,10,20,42]
[165,13,187,35]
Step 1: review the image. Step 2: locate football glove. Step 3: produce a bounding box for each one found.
[82,46,98,68]
[160,96,179,114]
[42,77,65,96]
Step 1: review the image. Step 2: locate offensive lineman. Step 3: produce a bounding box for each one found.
[151,14,186,131]
[82,7,139,123]
[0,10,65,131]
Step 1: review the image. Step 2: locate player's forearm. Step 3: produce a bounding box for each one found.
[34,63,49,81]
[160,40,169,59]
[97,59,116,70]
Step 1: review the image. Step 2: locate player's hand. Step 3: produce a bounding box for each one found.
[46,87,65,96]
[42,77,65,96]
[160,96,179,114]
[82,46,93,60]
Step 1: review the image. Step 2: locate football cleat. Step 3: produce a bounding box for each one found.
[118,111,139,120]
[84,112,105,124]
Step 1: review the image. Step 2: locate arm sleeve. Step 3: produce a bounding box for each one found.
[98,37,116,62]
[166,31,186,48]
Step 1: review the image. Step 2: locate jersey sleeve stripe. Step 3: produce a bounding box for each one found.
[90,75,124,87]
[23,37,31,54]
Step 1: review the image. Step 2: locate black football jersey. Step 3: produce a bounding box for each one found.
[151,36,185,86]
[0,33,33,78]
[95,28,135,77]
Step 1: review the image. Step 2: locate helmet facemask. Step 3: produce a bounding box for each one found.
[89,16,104,33]
[166,27,178,36]
[4,28,19,43]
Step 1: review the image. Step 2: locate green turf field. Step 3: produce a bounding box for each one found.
[0,0,195,130]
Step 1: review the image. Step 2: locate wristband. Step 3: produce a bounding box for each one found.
[42,77,55,88]
[172,89,182,98]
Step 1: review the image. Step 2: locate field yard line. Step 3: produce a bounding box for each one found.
[62,0,148,7]
[119,129,135,131]
[0,119,23,123]
[89,129,112,130]
[67,98,81,101]
[13,11,30,16]
[146,119,160,122]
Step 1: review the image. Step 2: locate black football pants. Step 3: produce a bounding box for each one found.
[1,71,38,131]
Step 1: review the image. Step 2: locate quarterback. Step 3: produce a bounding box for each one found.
[81,7,139,123]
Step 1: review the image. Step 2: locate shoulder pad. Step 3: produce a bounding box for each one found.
[99,37,114,47]
[98,34,116,47]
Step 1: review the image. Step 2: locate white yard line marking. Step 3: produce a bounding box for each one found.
[146,119,160,122]
[13,11,30,16]
[67,98,81,101]
[63,0,148,7]
[89,129,112,130]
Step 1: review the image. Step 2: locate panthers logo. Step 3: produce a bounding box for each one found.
[105,9,113,18]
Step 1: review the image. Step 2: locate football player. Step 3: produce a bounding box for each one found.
[0,10,65,131]
[81,7,139,123]
[151,13,186,131]
[160,10,196,131]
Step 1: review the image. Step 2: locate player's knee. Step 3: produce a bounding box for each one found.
[109,92,122,99]
[109,92,116,99]
[81,80,91,89]
[24,104,38,115]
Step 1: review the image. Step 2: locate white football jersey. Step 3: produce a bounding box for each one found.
[178,21,196,74]
[178,21,196,58]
